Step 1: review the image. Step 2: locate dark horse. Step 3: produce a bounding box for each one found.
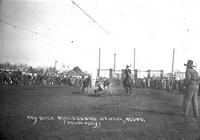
[122,71,134,95]
[81,76,92,94]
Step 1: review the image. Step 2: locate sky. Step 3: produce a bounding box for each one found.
[1,0,200,77]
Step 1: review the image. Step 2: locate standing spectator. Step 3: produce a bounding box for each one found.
[147,78,151,88]
[143,78,146,88]
[183,60,200,118]
[178,80,184,94]
[162,79,167,90]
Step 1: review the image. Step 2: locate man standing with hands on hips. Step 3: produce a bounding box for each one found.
[183,60,200,118]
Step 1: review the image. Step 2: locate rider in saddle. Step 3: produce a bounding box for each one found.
[84,75,91,87]
[124,65,131,78]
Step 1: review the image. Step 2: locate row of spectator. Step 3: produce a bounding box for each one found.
[0,69,85,87]
[136,77,185,94]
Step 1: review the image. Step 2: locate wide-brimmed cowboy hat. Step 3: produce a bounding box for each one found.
[184,60,195,67]
[126,65,130,68]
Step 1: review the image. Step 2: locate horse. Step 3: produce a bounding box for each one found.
[122,71,134,95]
[81,76,92,94]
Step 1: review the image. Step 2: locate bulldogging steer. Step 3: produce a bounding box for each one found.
[94,78,112,96]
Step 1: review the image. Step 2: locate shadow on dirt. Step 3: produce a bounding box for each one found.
[113,93,125,96]
[72,91,82,94]
[71,91,105,97]
[87,94,102,97]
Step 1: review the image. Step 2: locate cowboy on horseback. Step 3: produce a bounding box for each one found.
[123,65,133,95]
[124,65,131,78]
[81,75,92,94]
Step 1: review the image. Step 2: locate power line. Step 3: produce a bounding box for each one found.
[0,18,72,45]
[71,0,110,35]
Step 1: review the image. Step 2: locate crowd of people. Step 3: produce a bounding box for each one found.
[0,67,198,96]
[0,69,85,87]
[0,68,185,94]
[138,77,185,94]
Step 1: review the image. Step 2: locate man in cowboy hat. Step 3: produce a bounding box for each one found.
[124,65,131,78]
[183,60,200,118]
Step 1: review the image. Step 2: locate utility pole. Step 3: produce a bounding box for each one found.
[171,48,175,77]
[55,60,58,69]
[97,48,101,77]
[134,48,136,71]
[113,53,116,74]
[55,60,58,74]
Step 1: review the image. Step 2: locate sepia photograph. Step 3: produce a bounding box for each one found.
[0,0,200,139]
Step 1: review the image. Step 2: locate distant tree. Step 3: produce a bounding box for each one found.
[0,62,14,70]
[44,67,57,75]
[71,66,89,76]
[73,66,81,73]
[0,63,90,76]
[84,70,90,76]
[17,63,30,72]
[12,64,18,70]
[0,63,5,69]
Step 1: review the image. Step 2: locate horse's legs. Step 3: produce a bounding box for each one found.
[81,86,85,92]
[128,87,131,95]
[109,86,112,95]
[129,87,132,96]
[105,86,112,95]
[85,87,89,94]
[125,87,128,94]
[104,86,107,94]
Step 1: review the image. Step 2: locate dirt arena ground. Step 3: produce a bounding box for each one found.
[0,85,200,140]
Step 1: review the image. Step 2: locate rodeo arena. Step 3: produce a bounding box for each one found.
[0,63,190,95]
[1,53,200,140]
[1,1,200,140]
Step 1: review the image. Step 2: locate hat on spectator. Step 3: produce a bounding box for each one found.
[184,60,195,67]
